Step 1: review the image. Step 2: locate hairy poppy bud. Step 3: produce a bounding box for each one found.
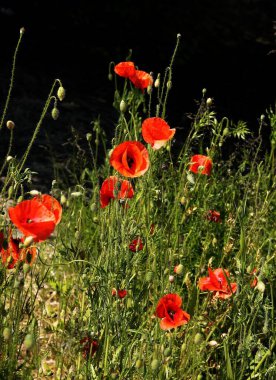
[135,359,143,369]
[3,327,11,341]
[24,333,35,350]
[20,27,25,34]
[174,264,184,275]
[202,88,207,96]
[86,133,92,142]
[194,333,204,345]
[29,190,40,196]
[208,340,218,347]
[6,155,13,162]
[151,359,160,371]
[167,80,172,90]
[60,194,67,205]
[57,86,66,101]
[154,75,160,88]
[51,107,59,120]
[169,275,174,283]
[206,98,213,107]
[6,120,15,130]
[119,100,127,113]
[108,73,113,81]
[23,236,34,248]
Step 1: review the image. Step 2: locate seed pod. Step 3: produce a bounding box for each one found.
[57,86,66,101]
[51,107,60,120]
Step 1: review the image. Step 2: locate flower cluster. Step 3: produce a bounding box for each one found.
[114,61,153,91]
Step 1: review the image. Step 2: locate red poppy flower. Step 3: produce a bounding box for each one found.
[112,288,127,298]
[110,141,150,178]
[129,70,153,90]
[33,194,62,225]
[142,117,176,150]
[100,176,134,208]
[114,61,136,78]
[206,210,222,223]
[0,232,20,269]
[80,337,99,359]
[198,268,237,299]
[189,154,212,176]
[250,269,258,288]
[8,198,58,242]
[129,237,143,252]
[155,293,190,330]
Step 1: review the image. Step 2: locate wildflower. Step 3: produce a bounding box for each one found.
[112,288,127,298]
[129,70,153,91]
[114,61,136,78]
[110,141,149,178]
[80,337,99,359]
[141,117,176,150]
[189,154,212,176]
[100,176,134,208]
[0,231,20,269]
[206,210,222,223]
[250,269,258,288]
[155,293,190,330]
[198,267,237,299]
[129,237,143,252]
[174,264,184,275]
[8,195,62,242]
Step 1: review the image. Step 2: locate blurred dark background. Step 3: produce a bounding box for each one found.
[0,0,275,189]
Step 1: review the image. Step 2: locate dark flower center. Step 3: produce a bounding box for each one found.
[127,156,134,168]
[168,309,176,320]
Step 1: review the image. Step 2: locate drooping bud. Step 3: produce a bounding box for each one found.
[24,333,35,350]
[20,27,25,35]
[23,236,34,248]
[6,120,15,130]
[51,107,60,120]
[108,73,113,81]
[206,98,213,107]
[119,100,127,113]
[86,133,92,142]
[57,86,66,101]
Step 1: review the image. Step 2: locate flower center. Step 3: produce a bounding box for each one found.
[127,156,134,168]
[168,309,176,320]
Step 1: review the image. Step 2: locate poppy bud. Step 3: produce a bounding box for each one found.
[194,333,204,345]
[222,127,229,136]
[163,347,171,357]
[6,120,15,130]
[51,107,59,120]
[71,191,82,197]
[135,359,143,368]
[208,340,218,347]
[6,155,13,162]
[151,359,160,371]
[206,98,213,107]
[108,73,113,81]
[119,100,127,113]
[174,264,184,275]
[17,195,24,203]
[169,275,174,283]
[256,280,265,293]
[3,327,11,341]
[60,194,67,205]
[23,236,34,248]
[202,88,207,96]
[29,190,40,196]
[24,333,35,350]
[154,74,160,88]
[147,84,152,95]
[20,27,25,34]
[57,86,66,101]
[167,80,172,90]
[86,133,92,142]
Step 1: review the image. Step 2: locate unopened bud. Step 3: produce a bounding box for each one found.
[23,236,34,248]
[202,88,207,96]
[60,194,67,205]
[174,264,184,275]
[108,73,113,81]
[154,75,160,88]
[3,327,11,341]
[6,155,13,162]
[151,359,160,371]
[167,80,172,90]
[51,107,59,120]
[57,86,66,101]
[169,275,174,283]
[29,190,40,196]
[256,280,265,293]
[70,191,82,197]
[206,98,213,107]
[86,133,92,142]
[20,27,25,34]
[194,333,204,345]
[119,100,127,113]
[163,347,171,357]
[135,359,143,368]
[6,120,15,130]
[24,333,35,350]
[208,340,218,347]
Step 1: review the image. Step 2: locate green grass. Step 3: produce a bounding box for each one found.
[0,30,275,380]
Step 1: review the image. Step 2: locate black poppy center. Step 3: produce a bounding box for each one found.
[127,156,134,168]
[168,309,176,320]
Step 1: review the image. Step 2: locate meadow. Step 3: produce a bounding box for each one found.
[0,30,275,380]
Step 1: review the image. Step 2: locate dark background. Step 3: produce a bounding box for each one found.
[0,0,275,189]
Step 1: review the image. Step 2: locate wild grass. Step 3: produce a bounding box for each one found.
[0,30,275,380]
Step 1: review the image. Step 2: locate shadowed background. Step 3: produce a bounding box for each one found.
[0,0,275,189]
